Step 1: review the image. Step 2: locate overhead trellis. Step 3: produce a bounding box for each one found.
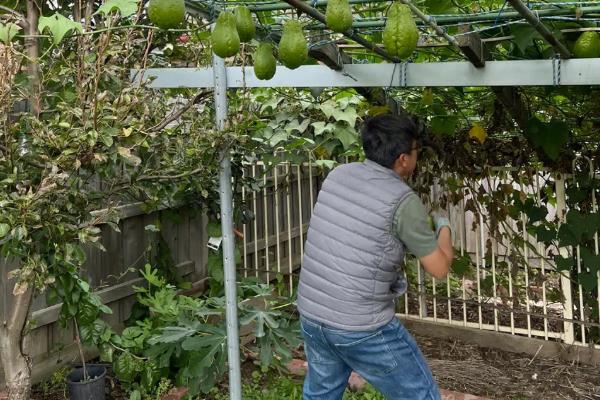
[183,0,600,69]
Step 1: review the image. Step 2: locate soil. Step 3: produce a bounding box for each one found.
[415,332,600,400]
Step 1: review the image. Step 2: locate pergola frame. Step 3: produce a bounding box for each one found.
[133,1,600,398]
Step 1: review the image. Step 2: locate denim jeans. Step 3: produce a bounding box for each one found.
[300,316,441,400]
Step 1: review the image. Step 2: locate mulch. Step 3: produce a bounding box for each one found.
[416,332,600,400]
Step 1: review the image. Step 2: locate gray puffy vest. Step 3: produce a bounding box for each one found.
[297,159,413,331]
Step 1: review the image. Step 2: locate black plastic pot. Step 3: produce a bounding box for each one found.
[67,364,106,400]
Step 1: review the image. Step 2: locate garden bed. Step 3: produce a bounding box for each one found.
[33,327,599,400]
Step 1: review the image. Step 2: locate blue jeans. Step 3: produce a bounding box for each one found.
[300,316,441,400]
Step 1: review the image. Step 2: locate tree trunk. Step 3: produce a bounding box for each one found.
[0,289,34,400]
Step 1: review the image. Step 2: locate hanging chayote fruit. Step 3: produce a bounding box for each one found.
[234,6,256,43]
[212,11,240,58]
[573,31,600,58]
[325,0,353,33]
[382,3,418,59]
[148,0,186,29]
[278,20,308,69]
[253,43,277,80]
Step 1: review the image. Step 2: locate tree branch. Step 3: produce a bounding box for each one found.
[136,166,205,182]
[149,90,212,133]
[0,5,26,26]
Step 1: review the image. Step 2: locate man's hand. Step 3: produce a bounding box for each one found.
[419,209,454,279]
[431,211,451,238]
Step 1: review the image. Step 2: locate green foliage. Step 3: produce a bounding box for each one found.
[210,374,386,399]
[104,265,301,398]
[0,22,21,44]
[38,13,83,44]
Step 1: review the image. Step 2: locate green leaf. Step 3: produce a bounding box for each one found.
[285,119,310,134]
[311,121,333,136]
[206,221,221,237]
[114,352,139,382]
[314,159,336,169]
[579,272,598,293]
[580,246,600,274]
[531,225,556,243]
[319,102,337,119]
[451,254,473,277]
[95,0,139,17]
[554,255,573,272]
[0,23,21,44]
[524,117,569,160]
[148,326,195,344]
[431,116,459,136]
[0,223,10,238]
[38,14,83,45]
[332,107,358,128]
[130,390,141,400]
[333,123,358,150]
[557,225,578,247]
[99,343,114,363]
[511,26,542,53]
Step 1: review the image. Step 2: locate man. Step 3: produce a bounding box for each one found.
[296,113,453,400]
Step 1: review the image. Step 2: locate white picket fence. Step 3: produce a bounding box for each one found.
[239,160,600,349]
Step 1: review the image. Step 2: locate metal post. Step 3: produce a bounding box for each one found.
[213,53,242,399]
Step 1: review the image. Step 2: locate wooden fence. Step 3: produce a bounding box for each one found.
[0,204,208,384]
[0,162,323,384]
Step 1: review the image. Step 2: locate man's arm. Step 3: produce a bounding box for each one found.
[393,195,453,280]
[419,223,453,279]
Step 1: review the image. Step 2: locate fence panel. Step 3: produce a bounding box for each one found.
[0,205,207,384]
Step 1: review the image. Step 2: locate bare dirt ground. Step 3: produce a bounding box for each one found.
[416,332,600,400]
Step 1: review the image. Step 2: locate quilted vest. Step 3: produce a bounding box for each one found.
[296,159,413,331]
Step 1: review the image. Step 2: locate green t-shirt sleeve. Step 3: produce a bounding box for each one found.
[392,193,438,258]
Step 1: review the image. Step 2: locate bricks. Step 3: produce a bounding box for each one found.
[160,387,188,400]
[0,391,7,400]
[286,359,308,376]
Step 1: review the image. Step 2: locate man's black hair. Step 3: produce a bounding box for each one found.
[361,113,422,169]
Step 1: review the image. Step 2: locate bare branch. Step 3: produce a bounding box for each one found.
[136,166,205,182]
[0,5,26,22]
[149,90,212,133]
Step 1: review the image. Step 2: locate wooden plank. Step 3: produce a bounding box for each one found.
[456,24,489,68]
[99,222,124,287]
[189,213,208,282]
[160,209,180,267]
[177,210,190,266]
[245,223,308,255]
[23,324,49,360]
[121,215,146,280]
[31,261,194,328]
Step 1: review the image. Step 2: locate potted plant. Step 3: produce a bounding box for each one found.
[66,319,106,400]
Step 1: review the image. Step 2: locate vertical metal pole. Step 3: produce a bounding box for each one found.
[213,53,242,400]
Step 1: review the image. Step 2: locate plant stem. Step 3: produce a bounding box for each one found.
[73,318,89,381]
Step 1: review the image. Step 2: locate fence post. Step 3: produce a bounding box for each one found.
[555,173,575,344]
